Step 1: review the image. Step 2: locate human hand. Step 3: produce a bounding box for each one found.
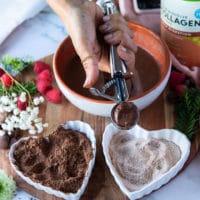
[47,0,138,88]
[171,54,200,89]
[47,0,104,88]
[99,13,137,72]
[99,13,142,96]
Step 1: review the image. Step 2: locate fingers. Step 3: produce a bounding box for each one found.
[99,14,137,52]
[99,13,137,71]
[99,14,133,39]
[117,44,136,71]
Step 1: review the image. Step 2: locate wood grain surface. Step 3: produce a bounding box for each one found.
[0,55,199,200]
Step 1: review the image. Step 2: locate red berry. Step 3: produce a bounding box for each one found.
[34,61,51,74]
[17,97,27,110]
[37,69,53,82]
[0,68,5,77]
[1,73,13,88]
[169,71,186,90]
[175,84,188,96]
[45,89,62,104]
[36,80,52,94]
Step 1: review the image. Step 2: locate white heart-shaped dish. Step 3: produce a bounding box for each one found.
[9,121,96,200]
[102,124,191,200]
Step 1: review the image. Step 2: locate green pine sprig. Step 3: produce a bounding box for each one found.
[174,88,200,140]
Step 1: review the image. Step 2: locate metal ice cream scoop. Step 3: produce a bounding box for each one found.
[90,0,139,129]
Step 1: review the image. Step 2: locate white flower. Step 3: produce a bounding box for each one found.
[19,92,26,102]
[43,123,48,128]
[34,118,42,123]
[37,127,43,134]
[13,97,17,103]
[13,108,20,115]
[35,122,43,130]
[0,96,9,105]
[9,103,16,110]
[1,123,7,130]
[29,129,36,134]
[32,107,39,115]
[0,130,5,136]
[33,97,40,106]
[39,96,45,103]
[26,106,31,112]
[3,106,12,113]
[7,131,12,136]
[0,106,4,113]
[19,124,28,131]
[11,93,17,97]
[6,123,14,131]
[0,90,48,135]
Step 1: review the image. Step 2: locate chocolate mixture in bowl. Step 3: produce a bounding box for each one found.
[60,47,161,100]
[13,126,93,193]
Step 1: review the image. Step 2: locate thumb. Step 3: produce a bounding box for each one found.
[81,54,99,88]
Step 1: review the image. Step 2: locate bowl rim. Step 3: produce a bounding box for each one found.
[53,22,171,104]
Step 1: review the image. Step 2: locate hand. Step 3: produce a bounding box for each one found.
[99,13,142,96]
[171,54,200,89]
[99,13,137,71]
[47,0,103,88]
[47,0,138,88]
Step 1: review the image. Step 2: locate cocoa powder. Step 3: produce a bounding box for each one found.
[13,126,93,193]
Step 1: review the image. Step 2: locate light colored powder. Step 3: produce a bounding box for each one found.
[109,133,181,191]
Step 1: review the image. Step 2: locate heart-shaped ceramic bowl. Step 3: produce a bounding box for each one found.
[9,121,96,200]
[102,124,190,200]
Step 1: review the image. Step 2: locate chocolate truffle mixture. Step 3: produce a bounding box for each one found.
[13,126,93,193]
[111,102,139,129]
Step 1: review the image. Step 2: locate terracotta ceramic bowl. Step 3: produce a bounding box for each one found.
[53,22,171,117]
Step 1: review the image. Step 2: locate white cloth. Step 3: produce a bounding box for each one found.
[0,0,47,45]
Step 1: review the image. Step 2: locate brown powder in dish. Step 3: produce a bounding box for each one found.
[109,133,181,191]
[13,126,93,194]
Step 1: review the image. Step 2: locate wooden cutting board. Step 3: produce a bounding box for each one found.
[0,55,200,200]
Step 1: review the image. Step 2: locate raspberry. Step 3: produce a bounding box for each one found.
[0,73,13,88]
[45,89,62,104]
[0,68,5,77]
[17,97,27,110]
[36,80,52,94]
[37,69,53,82]
[175,84,188,96]
[169,71,186,90]
[34,61,51,74]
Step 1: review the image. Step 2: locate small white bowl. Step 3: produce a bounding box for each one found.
[53,22,171,117]
[102,123,190,200]
[9,121,96,200]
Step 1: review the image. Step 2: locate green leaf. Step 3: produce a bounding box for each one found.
[0,82,38,96]
[1,55,33,76]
